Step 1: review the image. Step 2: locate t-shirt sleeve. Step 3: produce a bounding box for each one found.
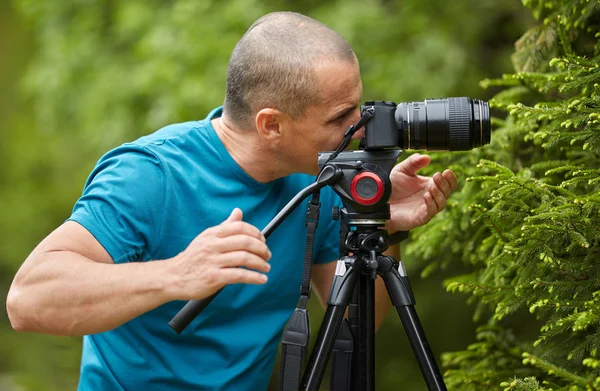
[67,144,166,264]
[313,189,343,264]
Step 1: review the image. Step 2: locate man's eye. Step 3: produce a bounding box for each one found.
[329,108,357,125]
[333,113,350,123]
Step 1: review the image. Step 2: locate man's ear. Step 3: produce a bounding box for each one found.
[255,108,288,143]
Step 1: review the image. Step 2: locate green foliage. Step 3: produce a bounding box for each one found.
[405,0,600,389]
[443,326,546,390]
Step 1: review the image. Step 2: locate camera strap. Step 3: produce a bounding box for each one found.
[279,192,321,391]
[324,107,375,165]
[330,318,353,390]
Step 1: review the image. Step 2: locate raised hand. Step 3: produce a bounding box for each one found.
[386,153,458,233]
[170,208,271,301]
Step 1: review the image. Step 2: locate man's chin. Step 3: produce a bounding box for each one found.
[293,166,320,176]
[309,165,321,176]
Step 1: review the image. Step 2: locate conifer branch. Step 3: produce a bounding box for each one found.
[471,204,510,242]
[522,353,593,388]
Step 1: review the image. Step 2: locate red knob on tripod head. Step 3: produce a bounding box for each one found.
[350,171,384,206]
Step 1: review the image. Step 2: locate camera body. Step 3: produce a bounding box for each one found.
[361,101,399,150]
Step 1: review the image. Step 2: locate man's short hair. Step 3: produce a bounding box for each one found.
[223,12,356,129]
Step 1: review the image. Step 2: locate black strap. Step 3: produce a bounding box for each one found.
[324,107,375,165]
[279,192,321,391]
[387,230,410,245]
[300,192,321,300]
[330,319,354,391]
[279,308,309,391]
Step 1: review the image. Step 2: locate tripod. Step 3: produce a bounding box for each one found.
[298,212,447,391]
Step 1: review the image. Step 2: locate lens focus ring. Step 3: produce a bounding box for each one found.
[448,97,471,150]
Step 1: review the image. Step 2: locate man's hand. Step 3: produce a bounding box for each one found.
[171,208,271,301]
[386,153,458,233]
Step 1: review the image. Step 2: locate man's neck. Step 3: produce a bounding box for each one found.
[211,117,289,183]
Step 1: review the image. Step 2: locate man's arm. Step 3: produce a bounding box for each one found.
[6,221,180,336]
[310,243,399,331]
[6,209,271,337]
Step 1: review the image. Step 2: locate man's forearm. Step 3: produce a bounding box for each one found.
[7,251,178,336]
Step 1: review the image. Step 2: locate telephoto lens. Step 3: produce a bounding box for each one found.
[394,97,490,151]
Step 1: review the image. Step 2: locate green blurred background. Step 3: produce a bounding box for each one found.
[0,0,534,389]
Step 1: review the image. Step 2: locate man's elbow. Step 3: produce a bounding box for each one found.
[6,286,31,332]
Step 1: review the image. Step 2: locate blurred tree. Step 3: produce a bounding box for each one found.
[404,0,600,389]
[2,0,529,389]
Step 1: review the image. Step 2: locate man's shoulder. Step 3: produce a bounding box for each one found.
[85,119,213,187]
[106,117,216,167]
[134,107,221,147]
[133,120,207,147]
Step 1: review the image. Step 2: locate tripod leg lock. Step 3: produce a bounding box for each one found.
[383,267,416,307]
[327,259,359,306]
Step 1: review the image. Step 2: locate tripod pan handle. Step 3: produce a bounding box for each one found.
[168,291,219,333]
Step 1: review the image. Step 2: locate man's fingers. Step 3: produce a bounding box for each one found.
[433,172,453,198]
[423,191,438,217]
[214,235,271,260]
[218,268,268,286]
[215,221,265,241]
[398,153,431,175]
[217,251,271,273]
[428,179,447,211]
[442,169,458,191]
[225,208,243,222]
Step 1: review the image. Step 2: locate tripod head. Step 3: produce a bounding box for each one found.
[317,149,400,221]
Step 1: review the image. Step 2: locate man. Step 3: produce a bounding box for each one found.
[7,11,457,391]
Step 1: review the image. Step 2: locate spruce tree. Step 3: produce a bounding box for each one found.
[405,0,600,389]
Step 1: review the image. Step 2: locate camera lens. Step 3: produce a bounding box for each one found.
[394,97,490,151]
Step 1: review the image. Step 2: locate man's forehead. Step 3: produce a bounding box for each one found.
[325,79,362,111]
[315,62,361,98]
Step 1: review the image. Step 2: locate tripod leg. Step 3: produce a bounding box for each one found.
[350,272,376,391]
[301,260,360,391]
[382,261,448,391]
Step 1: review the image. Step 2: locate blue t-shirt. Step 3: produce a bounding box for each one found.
[68,107,342,390]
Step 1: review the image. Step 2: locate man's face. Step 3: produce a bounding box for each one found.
[283,59,363,175]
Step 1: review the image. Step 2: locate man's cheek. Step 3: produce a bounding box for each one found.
[351,129,364,141]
